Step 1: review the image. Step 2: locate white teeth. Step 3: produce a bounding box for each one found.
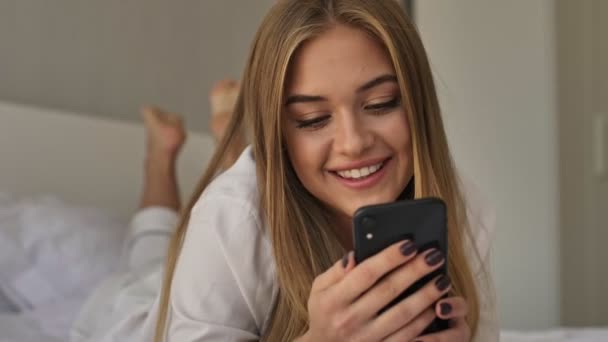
[337,162,384,180]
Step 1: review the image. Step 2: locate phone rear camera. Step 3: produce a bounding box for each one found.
[362,216,376,229]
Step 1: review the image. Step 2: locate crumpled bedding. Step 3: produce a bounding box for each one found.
[0,192,126,341]
[0,298,83,342]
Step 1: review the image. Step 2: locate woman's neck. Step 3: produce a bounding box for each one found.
[333,211,355,251]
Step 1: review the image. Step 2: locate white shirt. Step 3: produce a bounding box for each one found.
[72,146,499,341]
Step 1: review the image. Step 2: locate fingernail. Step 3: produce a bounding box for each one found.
[436,274,451,291]
[342,253,349,268]
[400,240,416,256]
[440,302,453,316]
[425,249,444,266]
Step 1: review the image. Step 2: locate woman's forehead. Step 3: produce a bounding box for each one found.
[286,24,395,96]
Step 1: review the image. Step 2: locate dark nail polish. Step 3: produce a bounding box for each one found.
[440,302,453,316]
[436,275,451,291]
[425,249,444,266]
[400,241,416,256]
[342,253,349,268]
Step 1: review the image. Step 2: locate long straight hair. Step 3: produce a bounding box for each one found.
[156,1,482,340]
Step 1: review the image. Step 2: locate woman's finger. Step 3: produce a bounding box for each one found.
[364,273,451,338]
[416,317,471,341]
[380,308,436,342]
[330,240,418,304]
[351,248,446,321]
[435,296,468,320]
[310,251,354,292]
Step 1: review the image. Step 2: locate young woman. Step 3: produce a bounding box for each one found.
[155,0,498,341]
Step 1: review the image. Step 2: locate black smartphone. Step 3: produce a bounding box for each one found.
[352,197,449,334]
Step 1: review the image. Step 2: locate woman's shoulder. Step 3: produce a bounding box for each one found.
[170,147,277,337]
[199,146,259,211]
[189,145,268,256]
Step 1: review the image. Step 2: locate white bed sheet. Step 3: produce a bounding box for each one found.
[0,313,58,342]
[0,192,126,310]
[501,328,608,342]
[0,298,83,342]
[0,192,127,341]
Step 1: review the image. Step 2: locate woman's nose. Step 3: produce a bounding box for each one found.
[333,113,374,157]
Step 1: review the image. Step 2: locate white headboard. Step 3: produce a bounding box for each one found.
[0,100,215,218]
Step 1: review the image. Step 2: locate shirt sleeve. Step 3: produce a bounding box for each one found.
[71,207,177,342]
[167,193,276,342]
[123,206,179,271]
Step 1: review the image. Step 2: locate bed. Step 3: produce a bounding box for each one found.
[1,100,607,341]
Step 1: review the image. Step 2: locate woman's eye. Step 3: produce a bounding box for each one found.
[296,115,330,130]
[365,97,401,115]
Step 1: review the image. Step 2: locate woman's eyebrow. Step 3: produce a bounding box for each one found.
[285,95,327,106]
[357,74,398,93]
[285,74,397,106]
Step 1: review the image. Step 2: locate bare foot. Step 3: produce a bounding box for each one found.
[210,79,239,115]
[141,106,187,158]
[209,79,239,142]
[139,106,185,211]
[211,113,232,143]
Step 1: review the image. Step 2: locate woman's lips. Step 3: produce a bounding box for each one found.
[331,158,391,190]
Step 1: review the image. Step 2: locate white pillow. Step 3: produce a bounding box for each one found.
[0,193,126,310]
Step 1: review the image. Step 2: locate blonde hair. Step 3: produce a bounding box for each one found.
[156,0,482,340]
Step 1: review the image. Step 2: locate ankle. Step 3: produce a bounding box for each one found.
[145,154,177,176]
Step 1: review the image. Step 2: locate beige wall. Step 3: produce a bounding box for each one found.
[416,0,560,330]
[558,0,608,326]
[0,0,275,132]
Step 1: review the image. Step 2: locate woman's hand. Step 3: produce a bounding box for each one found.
[297,240,452,342]
[414,297,471,342]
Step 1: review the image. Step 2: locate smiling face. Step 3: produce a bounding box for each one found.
[283,24,414,231]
